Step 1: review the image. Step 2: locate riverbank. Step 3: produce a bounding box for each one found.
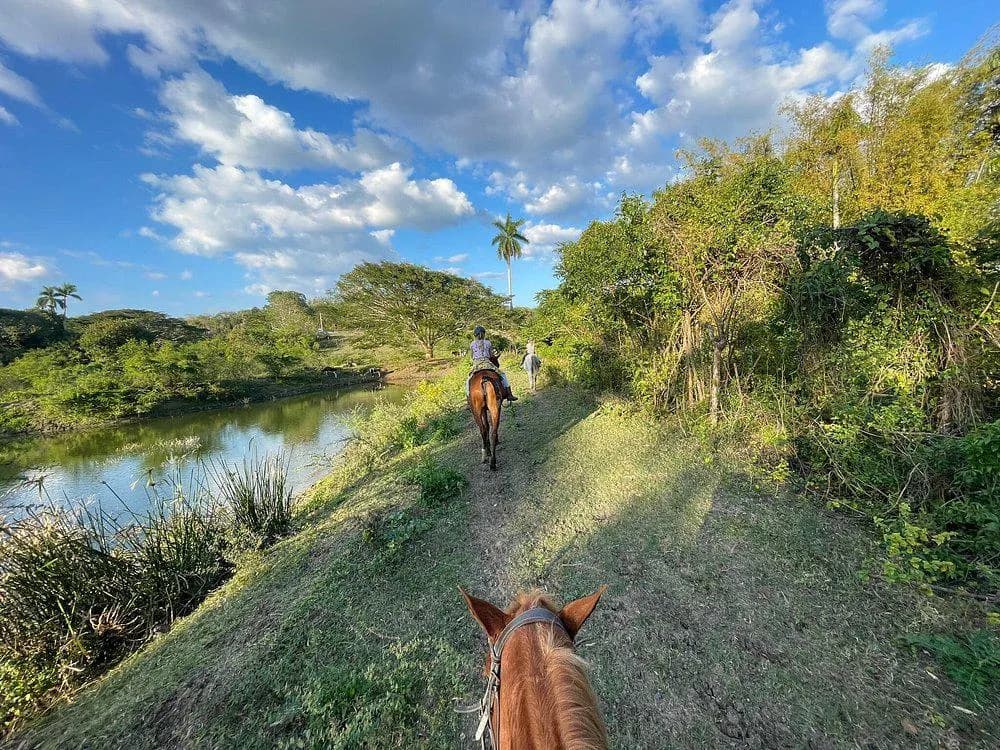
[383,357,461,385]
[0,367,387,441]
[0,382,415,736]
[11,368,997,748]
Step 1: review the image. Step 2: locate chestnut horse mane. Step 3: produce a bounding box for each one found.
[505,591,608,750]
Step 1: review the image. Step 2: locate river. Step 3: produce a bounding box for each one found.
[0,384,409,518]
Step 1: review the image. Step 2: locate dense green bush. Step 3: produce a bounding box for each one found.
[401,459,467,507]
[537,47,999,590]
[0,309,65,364]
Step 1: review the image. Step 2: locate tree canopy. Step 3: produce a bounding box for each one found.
[330,262,507,359]
[538,44,999,587]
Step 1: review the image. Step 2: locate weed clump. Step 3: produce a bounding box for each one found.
[401,460,467,508]
[211,449,293,547]
[905,629,1000,709]
[361,509,433,559]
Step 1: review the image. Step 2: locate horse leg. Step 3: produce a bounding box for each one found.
[480,412,490,463]
[489,402,500,471]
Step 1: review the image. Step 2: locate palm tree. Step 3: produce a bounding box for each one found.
[35,286,61,315]
[491,213,528,309]
[54,283,81,319]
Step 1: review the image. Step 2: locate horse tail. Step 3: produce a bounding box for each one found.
[480,377,492,431]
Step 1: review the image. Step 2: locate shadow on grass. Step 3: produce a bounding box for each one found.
[534,475,993,749]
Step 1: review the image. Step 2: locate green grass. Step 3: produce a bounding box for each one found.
[401,459,467,508]
[905,630,1000,708]
[13,368,998,749]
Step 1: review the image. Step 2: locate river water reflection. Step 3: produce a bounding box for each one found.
[0,384,408,517]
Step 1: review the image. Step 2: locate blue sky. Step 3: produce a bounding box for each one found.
[0,0,994,315]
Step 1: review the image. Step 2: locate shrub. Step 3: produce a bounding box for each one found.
[0,655,60,733]
[129,495,231,619]
[401,460,467,508]
[211,449,294,546]
[78,318,156,355]
[396,412,460,449]
[339,372,465,474]
[0,309,65,365]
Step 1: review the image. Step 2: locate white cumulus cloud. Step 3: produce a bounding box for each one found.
[522,221,583,260]
[0,0,935,238]
[0,251,48,287]
[159,70,407,171]
[629,0,851,148]
[141,161,472,292]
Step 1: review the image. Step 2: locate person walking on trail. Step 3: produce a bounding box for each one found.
[468,326,517,402]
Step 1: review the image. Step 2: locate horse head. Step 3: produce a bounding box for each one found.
[460,586,608,749]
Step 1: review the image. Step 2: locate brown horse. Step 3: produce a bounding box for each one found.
[468,369,504,470]
[460,586,608,750]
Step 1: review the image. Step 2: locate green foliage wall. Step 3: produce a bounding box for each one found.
[0,305,324,434]
[540,47,999,589]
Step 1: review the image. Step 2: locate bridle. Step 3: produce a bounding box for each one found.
[472,607,570,750]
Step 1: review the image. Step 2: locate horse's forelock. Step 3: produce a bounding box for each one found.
[507,589,557,616]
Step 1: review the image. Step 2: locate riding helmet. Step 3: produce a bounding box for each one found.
[473,325,486,337]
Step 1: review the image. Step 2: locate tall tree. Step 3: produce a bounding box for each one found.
[331,262,507,359]
[491,213,528,309]
[35,286,60,315]
[652,138,799,423]
[784,94,862,228]
[54,283,81,319]
[265,290,315,337]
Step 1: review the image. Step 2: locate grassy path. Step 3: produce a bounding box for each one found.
[15,373,995,749]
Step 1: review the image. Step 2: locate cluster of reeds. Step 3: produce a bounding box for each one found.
[1,448,295,735]
[210,448,293,546]
[0,475,228,731]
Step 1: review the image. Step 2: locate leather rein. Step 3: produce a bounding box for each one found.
[471,607,570,750]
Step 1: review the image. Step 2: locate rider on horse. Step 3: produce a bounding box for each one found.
[469,325,517,402]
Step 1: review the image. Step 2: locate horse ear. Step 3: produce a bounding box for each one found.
[460,587,511,641]
[559,585,607,639]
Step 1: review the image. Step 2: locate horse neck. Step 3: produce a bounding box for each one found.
[497,627,607,750]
